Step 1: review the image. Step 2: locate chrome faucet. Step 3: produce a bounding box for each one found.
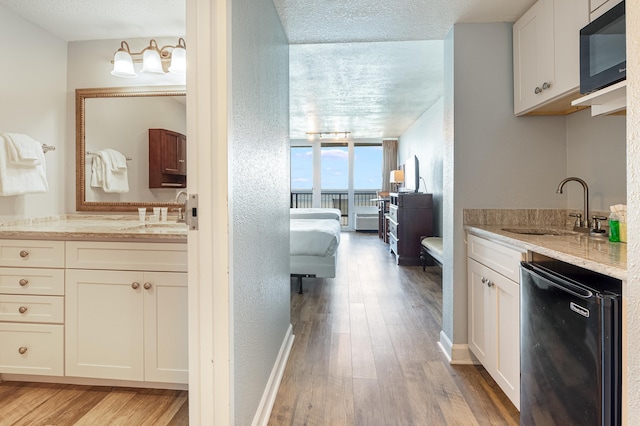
[556,177,590,232]
[174,191,188,223]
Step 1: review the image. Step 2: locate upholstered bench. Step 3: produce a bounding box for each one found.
[420,237,443,270]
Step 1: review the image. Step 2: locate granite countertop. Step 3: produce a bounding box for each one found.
[0,215,188,243]
[465,225,627,280]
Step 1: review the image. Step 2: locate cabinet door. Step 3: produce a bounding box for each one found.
[143,271,188,384]
[468,258,494,366]
[513,0,554,114]
[553,0,589,96]
[161,131,186,176]
[494,276,520,410]
[66,269,144,381]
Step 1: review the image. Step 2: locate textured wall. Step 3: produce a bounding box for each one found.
[626,0,640,420]
[230,0,291,424]
[0,6,67,219]
[444,23,568,352]
[398,97,445,236]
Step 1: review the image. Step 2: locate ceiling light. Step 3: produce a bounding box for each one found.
[111,38,187,78]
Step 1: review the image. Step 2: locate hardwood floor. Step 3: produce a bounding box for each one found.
[0,383,188,425]
[269,231,520,425]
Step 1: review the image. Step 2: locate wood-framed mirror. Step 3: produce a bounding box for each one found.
[76,86,187,212]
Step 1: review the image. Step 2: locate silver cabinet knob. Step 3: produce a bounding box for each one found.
[143,282,152,290]
[542,82,550,90]
[481,276,487,284]
[18,346,28,355]
[534,86,542,94]
[19,278,28,287]
[18,306,28,314]
[19,250,29,258]
[131,282,140,290]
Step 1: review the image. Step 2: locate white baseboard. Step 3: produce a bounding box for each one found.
[438,330,479,365]
[251,323,295,426]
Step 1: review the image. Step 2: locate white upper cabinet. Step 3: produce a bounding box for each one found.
[513,0,589,115]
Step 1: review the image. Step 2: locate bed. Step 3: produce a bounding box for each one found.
[290,217,341,293]
[290,208,341,221]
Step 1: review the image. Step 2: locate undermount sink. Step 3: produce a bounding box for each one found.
[501,227,576,236]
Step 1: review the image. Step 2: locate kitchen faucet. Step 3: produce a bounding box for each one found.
[174,191,188,223]
[556,177,590,233]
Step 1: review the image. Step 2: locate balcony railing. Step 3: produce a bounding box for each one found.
[290,190,378,226]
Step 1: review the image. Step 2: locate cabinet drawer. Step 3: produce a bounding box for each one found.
[389,234,398,254]
[0,323,63,376]
[389,205,398,222]
[0,268,64,296]
[0,295,64,323]
[467,234,524,282]
[388,220,398,239]
[66,241,187,272]
[0,240,65,268]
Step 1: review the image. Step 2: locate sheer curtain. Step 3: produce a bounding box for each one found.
[381,139,398,193]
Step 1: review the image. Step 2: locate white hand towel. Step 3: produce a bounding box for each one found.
[0,134,48,196]
[96,150,129,193]
[90,155,105,188]
[104,148,127,172]
[2,133,41,166]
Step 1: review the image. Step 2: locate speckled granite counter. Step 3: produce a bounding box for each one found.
[465,225,626,280]
[0,215,187,243]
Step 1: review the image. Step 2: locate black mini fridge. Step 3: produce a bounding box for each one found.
[520,256,621,426]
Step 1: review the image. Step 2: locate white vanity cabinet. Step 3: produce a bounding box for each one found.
[0,240,65,376]
[65,241,188,384]
[467,233,524,409]
[513,0,589,115]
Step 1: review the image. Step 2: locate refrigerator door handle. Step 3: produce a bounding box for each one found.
[521,262,593,299]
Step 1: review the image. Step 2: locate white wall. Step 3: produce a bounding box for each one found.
[66,39,186,212]
[398,97,444,236]
[0,6,67,220]
[566,109,626,211]
[443,23,568,357]
[229,0,291,423]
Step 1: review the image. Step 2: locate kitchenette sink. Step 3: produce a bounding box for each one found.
[501,227,577,236]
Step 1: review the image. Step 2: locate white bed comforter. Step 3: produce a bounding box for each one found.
[289,208,341,221]
[290,218,341,256]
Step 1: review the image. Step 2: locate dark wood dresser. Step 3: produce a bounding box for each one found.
[388,192,433,265]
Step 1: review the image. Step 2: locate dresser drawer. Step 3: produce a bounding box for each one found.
[0,240,65,268]
[389,205,398,222]
[389,233,398,254]
[0,268,65,296]
[0,295,64,323]
[66,241,187,272]
[387,220,398,239]
[0,323,63,376]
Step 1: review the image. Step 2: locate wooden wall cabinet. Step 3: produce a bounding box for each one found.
[149,128,187,188]
[388,193,433,265]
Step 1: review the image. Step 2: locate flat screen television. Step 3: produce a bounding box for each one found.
[403,155,420,193]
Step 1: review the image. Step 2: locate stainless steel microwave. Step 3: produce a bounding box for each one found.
[579,1,626,94]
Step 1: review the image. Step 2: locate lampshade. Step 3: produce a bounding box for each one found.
[110,42,136,77]
[141,43,164,73]
[168,39,187,75]
[390,170,404,183]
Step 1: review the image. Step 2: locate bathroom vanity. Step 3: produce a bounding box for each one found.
[0,216,188,389]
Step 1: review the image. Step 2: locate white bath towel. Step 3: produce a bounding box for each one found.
[2,133,41,166]
[89,149,129,193]
[104,148,127,172]
[0,134,48,196]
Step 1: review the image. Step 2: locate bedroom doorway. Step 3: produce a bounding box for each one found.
[290,140,382,229]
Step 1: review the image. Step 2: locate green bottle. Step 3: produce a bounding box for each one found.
[609,212,620,242]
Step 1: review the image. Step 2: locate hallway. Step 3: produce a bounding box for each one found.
[269,232,519,425]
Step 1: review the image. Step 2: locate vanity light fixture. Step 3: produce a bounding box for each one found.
[305,131,351,140]
[111,38,187,78]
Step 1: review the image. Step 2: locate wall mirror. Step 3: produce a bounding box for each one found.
[76,86,187,212]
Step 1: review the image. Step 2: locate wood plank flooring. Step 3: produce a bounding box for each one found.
[0,383,188,425]
[269,231,520,425]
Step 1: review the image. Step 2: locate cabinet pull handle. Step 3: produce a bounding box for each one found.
[19,250,29,258]
[481,276,487,284]
[487,280,494,288]
[19,279,29,287]
[534,86,542,94]
[542,82,550,90]
[18,306,28,314]
[131,282,140,290]
[18,346,28,355]
[143,282,152,290]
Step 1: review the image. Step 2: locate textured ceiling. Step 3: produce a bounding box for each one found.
[0,0,535,139]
